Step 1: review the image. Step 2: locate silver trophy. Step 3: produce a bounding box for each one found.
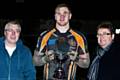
[53,37,70,79]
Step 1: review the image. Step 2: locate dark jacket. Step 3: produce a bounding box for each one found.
[88,41,120,80]
[97,42,120,80]
[0,37,36,80]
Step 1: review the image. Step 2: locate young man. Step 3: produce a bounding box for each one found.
[87,21,120,80]
[33,3,90,80]
[0,20,36,80]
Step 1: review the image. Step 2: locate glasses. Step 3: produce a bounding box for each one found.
[5,29,21,33]
[97,33,111,37]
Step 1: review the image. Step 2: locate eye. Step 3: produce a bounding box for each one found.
[5,29,21,33]
[56,12,61,15]
[64,11,69,14]
[97,33,111,36]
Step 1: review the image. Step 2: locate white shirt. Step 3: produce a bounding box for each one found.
[56,24,70,33]
[5,45,16,57]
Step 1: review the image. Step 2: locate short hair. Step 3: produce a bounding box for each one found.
[4,20,21,32]
[97,21,115,34]
[55,3,72,13]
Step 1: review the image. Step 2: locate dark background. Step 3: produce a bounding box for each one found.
[0,0,120,80]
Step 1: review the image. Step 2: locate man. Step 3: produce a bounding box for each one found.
[87,21,120,80]
[0,20,36,80]
[33,3,90,80]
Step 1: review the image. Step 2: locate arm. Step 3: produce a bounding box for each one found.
[33,49,46,66]
[67,51,90,68]
[33,34,48,66]
[33,49,54,66]
[33,31,55,66]
[23,48,36,80]
[76,31,90,68]
[68,30,90,68]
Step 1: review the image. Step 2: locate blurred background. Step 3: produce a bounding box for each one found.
[0,0,120,80]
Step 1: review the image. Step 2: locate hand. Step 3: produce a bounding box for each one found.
[34,49,39,56]
[76,53,90,68]
[79,53,89,60]
[46,50,55,61]
[67,51,78,61]
[34,49,44,56]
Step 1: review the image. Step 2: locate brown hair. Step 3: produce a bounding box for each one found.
[97,21,115,34]
[55,3,71,13]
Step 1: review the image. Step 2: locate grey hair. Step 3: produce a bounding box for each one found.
[4,20,21,32]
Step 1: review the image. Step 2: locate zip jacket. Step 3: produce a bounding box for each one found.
[0,37,36,80]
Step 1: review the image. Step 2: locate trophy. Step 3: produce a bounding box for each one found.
[53,37,70,79]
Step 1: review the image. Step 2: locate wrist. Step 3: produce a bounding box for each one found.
[42,56,50,63]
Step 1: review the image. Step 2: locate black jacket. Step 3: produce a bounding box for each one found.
[88,41,120,80]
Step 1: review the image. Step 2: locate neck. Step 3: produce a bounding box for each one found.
[5,40,16,48]
[56,23,70,33]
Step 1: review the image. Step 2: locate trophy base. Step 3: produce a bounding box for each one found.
[53,67,66,79]
[53,78,66,80]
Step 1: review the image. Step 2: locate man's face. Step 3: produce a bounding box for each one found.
[97,28,114,48]
[4,24,21,45]
[55,7,72,26]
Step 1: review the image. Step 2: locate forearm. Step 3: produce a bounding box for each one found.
[33,50,47,66]
[33,49,55,66]
[33,55,46,66]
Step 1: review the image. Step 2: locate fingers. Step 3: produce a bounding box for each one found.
[79,52,89,59]
[67,51,78,61]
[34,50,40,56]
[48,53,55,61]
[47,50,55,61]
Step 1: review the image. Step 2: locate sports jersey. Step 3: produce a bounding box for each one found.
[36,28,88,80]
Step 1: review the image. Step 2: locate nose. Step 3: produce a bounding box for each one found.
[60,15,65,21]
[12,30,16,35]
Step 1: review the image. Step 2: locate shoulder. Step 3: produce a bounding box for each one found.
[0,37,4,43]
[111,41,120,50]
[17,40,32,53]
[39,28,56,37]
[20,45,32,57]
[40,30,48,36]
[0,37,5,42]
[70,29,87,39]
[0,37,5,48]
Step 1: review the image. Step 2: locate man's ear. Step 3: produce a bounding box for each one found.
[69,13,72,19]
[4,31,6,36]
[112,34,115,40]
[54,13,57,21]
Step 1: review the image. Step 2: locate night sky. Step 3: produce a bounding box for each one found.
[0,0,120,35]
[0,0,120,19]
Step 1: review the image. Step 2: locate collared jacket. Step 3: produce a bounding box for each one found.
[87,41,120,80]
[97,42,120,80]
[0,37,36,80]
[34,28,88,80]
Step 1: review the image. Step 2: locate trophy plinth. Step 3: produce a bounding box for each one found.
[53,66,65,79]
[53,54,68,79]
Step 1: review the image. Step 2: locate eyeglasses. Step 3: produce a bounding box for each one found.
[97,33,111,37]
[5,29,21,33]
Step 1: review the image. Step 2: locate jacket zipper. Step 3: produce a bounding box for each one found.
[8,58,11,80]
